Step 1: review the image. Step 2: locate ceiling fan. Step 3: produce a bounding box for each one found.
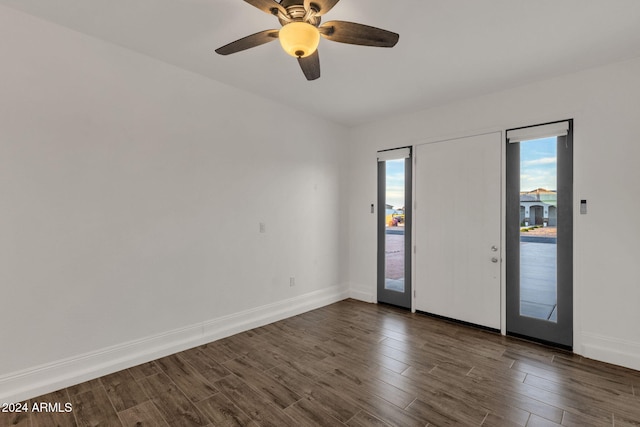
[215,0,399,80]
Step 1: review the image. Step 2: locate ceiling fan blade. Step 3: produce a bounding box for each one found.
[309,0,341,16]
[298,50,320,80]
[243,0,287,17]
[215,29,279,55]
[319,20,399,47]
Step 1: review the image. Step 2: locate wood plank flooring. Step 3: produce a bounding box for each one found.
[2,299,640,426]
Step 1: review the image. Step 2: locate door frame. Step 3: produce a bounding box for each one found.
[377,147,412,309]
[505,119,574,349]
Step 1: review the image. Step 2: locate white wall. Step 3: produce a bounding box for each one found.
[0,6,348,402]
[3,3,640,404]
[347,57,640,371]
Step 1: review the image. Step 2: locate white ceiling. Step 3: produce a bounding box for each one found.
[3,0,640,126]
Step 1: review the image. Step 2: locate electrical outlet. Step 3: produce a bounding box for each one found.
[289,277,295,287]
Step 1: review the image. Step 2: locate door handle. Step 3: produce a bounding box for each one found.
[491,246,498,252]
[491,257,499,263]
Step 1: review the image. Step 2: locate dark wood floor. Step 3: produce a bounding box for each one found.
[2,299,640,426]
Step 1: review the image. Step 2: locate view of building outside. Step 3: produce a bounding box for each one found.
[520,136,557,233]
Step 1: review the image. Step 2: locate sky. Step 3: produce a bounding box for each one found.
[385,158,405,210]
[520,136,557,192]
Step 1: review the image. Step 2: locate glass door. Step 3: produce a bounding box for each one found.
[377,148,412,309]
[506,120,573,348]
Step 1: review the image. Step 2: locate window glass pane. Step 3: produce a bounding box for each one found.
[519,137,558,322]
[385,159,405,292]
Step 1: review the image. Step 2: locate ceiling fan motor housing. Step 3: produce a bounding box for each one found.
[278,2,321,27]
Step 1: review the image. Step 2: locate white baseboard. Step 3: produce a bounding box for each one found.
[348,284,375,303]
[0,286,348,403]
[579,332,640,372]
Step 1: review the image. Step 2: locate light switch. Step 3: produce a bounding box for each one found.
[580,200,587,214]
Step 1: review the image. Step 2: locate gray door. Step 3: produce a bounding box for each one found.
[377,148,412,309]
[506,120,573,349]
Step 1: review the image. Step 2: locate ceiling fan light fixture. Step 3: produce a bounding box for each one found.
[278,22,320,58]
